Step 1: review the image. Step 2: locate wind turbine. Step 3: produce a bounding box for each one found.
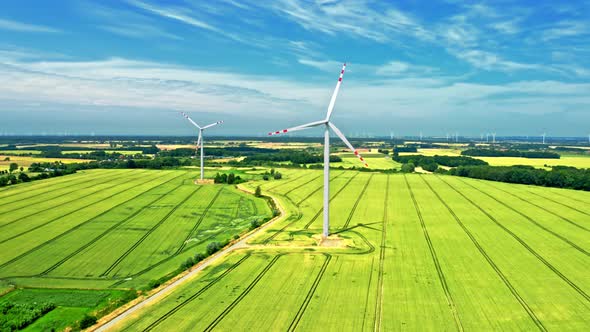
[267,63,367,239]
[180,112,223,181]
[492,132,496,144]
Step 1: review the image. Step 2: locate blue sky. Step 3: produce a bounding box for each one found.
[0,0,589,137]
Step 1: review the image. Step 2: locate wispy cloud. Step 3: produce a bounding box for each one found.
[0,18,61,33]
[78,1,182,41]
[127,0,218,32]
[542,20,589,41]
[266,0,432,44]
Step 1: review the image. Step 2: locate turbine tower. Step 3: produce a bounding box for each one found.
[267,63,367,239]
[181,112,223,180]
[492,132,496,144]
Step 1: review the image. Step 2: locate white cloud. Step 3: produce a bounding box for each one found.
[1,54,588,128]
[0,18,60,33]
[542,20,589,41]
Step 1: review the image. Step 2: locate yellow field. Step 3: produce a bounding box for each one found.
[249,141,323,149]
[63,150,142,155]
[0,150,42,155]
[475,155,590,169]
[210,156,246,163]
[400,148,462,157]
[0,155,89,171]
[337,152,401,170]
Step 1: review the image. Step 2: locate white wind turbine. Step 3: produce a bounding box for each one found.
[180,112,223,181]
[267,63,368,238]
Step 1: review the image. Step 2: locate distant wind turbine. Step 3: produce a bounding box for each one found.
[181,112,223,181]
[267,63,367,238]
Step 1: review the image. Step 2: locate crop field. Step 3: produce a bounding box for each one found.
[475,155,590,169]
[336,152,401,170]
[113,168,590,331]
[0,155,89,171]
[0,169,272,328]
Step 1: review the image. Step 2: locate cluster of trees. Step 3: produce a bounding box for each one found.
[262,169,282,181]
[213,172,244,184]
[462,148,560,159]
[393,146,418,153]
[393,155,487,172]
[0,302,56,331]
[449,165,590,191]
[242,151,342,165]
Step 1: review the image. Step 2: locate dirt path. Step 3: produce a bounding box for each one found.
[91,185,286,332]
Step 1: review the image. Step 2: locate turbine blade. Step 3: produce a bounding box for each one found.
[196,131,202,150]
[267,120,326,136]
[181,112,201,129]
[202,120,223,129]
[328,122,368,167]
[325,63,346,120]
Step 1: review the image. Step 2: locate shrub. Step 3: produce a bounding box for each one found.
[79,314,97,329]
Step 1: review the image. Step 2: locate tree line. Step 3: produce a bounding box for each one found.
[393,154,488,172]
[449,165,590,191]
[462,148,560,159]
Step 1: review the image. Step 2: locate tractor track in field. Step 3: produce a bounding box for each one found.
[481,181,590,233]
[0,171,118,209]
[287,253,332,332]
[0,172,183,272]
[0,171,127,213]
[100,186,205,277]
[438,176,590,303]
[404,175,464,332]
[455,178,590,257]
[422,176,547,331]
[112,186,226,279]
[284,174,323,197]
[262,172,359,243]
[0,169,113,197]
[542,190,590,206]
[524,189,590,217]
[295,172,345,206]
[303,172,360,230]
[342,174,374,229]
[141,254,252,332]
[203,255,283,331]
[177,186,224,253]
[40,174,189,276]
[0,170,151,231]
[267,172,310,191]
[373,174,389,332]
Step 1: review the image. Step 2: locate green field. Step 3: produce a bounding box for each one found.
[111,168,590,331]
[0,169,272,329]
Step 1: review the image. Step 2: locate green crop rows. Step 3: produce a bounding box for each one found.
[0,169,272,329]
[113,169,590,331]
